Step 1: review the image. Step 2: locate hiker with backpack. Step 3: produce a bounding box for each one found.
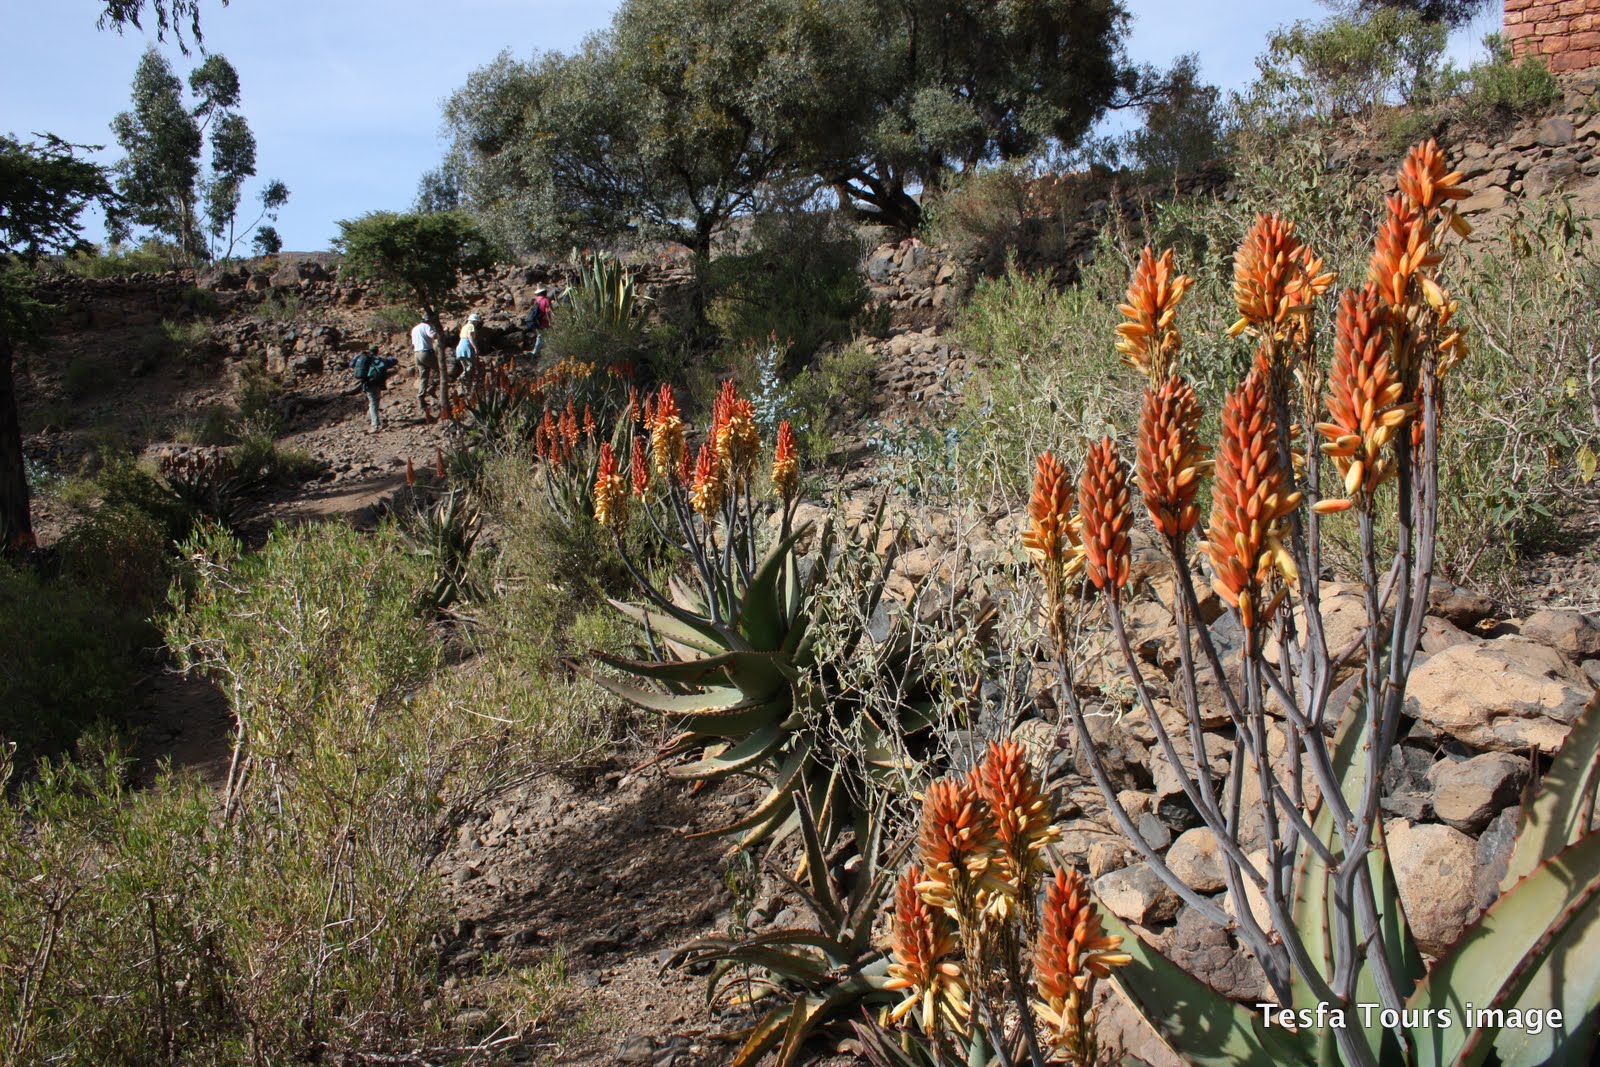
[410,316,440,420]
[524,287,553,358]
[350,344,399,433]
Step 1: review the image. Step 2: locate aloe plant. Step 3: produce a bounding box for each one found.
[1021,141,1600,1065]
[668,793,909,1067]
[587,384,940,849]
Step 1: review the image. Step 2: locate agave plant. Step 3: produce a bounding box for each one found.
[584,382,944,852]
[160,446,245,526]
[567,248,643,336]
[669,792,910,1067]
[397,452,482,614]
[1024,140,1600,1066]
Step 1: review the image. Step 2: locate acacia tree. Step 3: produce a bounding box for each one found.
[335,211,495,412]
[444,0,827,261]
[806,0,1135,230]
[0,136,113,554]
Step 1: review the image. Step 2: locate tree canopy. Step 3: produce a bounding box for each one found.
[441,0,1136,249]
[334,210,494,326]
[98,0,227,52]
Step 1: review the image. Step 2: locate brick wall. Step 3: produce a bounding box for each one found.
[1507,0,1600,73]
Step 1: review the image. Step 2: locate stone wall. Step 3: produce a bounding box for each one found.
[1507,0,1600,73]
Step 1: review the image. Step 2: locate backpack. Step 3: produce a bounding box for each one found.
[352,351,376,381]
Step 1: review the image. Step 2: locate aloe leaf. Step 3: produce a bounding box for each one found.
[1502,693,1600,892]
[609,598,724,653]
[1407,830,1600,1067]
[668,726,787,780]
[794,785,843,928]
[697,741,812,838]
[740,524,811,652]
[1104,911,1312,1066]
[594,648,787,695]
[1490,885,1600,1067]
[587,678,757,717]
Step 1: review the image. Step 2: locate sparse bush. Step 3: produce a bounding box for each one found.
[785,340,879,462]
[1452,33,1560,133]
[366,303,415,335]
[706,210,868,360]
[59,238,183,278]
[251,288,302,322]
[923,164,1098,274]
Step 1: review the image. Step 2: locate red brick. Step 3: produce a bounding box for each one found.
[1573,14,1595,31]
[1537,20,1571,33]
[1505,0,1534,10]
[1559,1,1588,18]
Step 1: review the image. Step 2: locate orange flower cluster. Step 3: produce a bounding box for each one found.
[1033,867,1131,1062]
[1116,246,1193,384]
[711,380,760,487]
[971,739,1061,896]
[689,441,724,519]
[1313,285,1415,512]
[1078,439,1132,597]
[1229,213,1336,349]
[645,384,686,482]
[884,865,970,1035]
[915,777,1012,919]
[771,420,798,502]
[1368,140,1470,383]
[593,442,627,529]
[1136,377,1209,541]
[1201,363,1302,636]
[1023,452,1085,641]
[533,401,584,466]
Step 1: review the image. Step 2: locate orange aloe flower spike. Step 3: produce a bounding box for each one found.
[593,442,627,529]
[884,865,970,1036]
[1078,438,1133,597]
[1136,376,1210,541]
[1116,246,1193,384]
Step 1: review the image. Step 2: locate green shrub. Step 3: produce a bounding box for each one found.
[706,210,868,358]
[366,303,415,334]
[0,568,144,766]
[252,289,302,322]
[61,352,112,400]
[1453,33,1560,133]
[1231,7,1453,135]
[59,238,183,278]
[783,340,879,463]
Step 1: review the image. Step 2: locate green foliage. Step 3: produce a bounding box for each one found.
[0,567,144,766]
[671,797,906,1067]
[443,0,1136,248]
[951,252,1133,502]
[707,211,867,359]
[1452,34,1560,133]
[784,341,879,463]
[1231,7,1452,133]
[60,237,183,277]
[0,135,114,264]
[1125,54,1223,182]
[335,209,494,326]
[547,250,646,363]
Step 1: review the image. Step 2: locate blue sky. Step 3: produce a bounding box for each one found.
[0,1,1503,253]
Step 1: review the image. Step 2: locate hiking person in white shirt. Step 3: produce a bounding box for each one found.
[410,316,440,420]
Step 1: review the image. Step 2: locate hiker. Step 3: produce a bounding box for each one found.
[410,315,440,419]
[454,312,482,382]
[350,344,399,433]
[524,287,553,358]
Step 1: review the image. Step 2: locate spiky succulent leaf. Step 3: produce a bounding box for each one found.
[667,726,788,780]
[1502,693,1600,892]
[1407,830,1600,1067]
[1106,910,1312,1066]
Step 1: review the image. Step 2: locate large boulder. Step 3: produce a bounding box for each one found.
[1405,637,1592,752]
[1385,819,1482,956]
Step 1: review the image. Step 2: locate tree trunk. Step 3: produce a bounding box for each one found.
[0,331,35,556]
[831,173,923,234]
